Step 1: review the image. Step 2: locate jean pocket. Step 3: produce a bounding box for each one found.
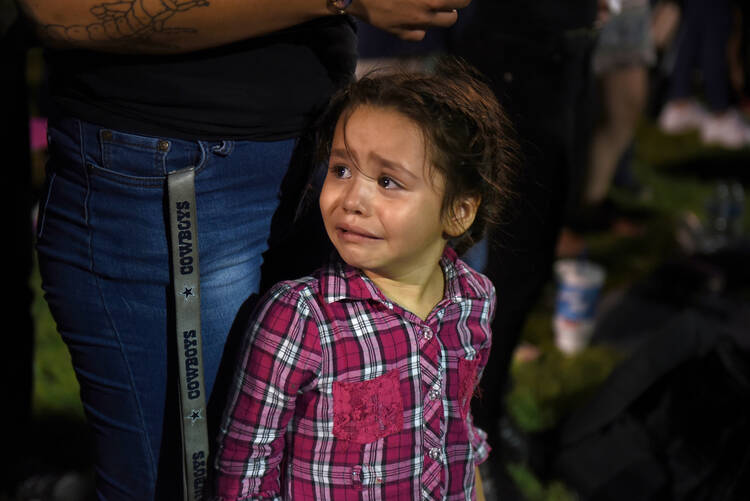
[333,369,404,444]
[96,128,173,185]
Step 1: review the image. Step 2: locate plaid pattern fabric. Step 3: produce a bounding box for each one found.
[214,247,494,500]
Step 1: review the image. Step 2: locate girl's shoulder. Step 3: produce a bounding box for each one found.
[444,250,496,302]
[261,273,325,308]
[258,259,349,313]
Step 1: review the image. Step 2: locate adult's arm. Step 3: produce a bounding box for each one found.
[17,0,470,54]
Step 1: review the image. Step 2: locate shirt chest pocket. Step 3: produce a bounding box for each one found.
[458,356,482,421]
[332,369,404,444]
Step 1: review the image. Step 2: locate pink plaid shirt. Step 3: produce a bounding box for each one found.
[214,247,494,500]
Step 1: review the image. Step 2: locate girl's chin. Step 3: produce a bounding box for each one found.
[334,249,377,270]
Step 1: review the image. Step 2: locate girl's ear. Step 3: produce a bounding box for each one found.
[444,195,481,237]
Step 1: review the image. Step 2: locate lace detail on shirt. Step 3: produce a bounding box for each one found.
[458,356,481,420]
[333,369,404,443]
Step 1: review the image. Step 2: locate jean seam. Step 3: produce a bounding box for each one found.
[83,119,159,488]
[86,164,166,188]
[36,171,56,240]
[195,141,209,172]
[101,134,163,151]
[77,119,91,247]
[92,273,160,488]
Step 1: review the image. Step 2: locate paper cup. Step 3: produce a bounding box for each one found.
[553,259,606,354]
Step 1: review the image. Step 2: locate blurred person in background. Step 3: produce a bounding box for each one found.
[658,0,750,148]
[584,0,655,214]
[560,0,657,247]
[450,0,600,497]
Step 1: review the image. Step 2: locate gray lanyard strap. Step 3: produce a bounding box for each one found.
[168,167,209,501]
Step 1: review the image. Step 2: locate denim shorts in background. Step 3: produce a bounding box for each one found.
[36,117,295,500]
[592,1,656,75]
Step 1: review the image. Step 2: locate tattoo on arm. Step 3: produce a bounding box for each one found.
[41,0,210,50]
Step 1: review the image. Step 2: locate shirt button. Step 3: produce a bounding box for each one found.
[429,388,440,400]
[422,327,433,340]
[428,447,442,462]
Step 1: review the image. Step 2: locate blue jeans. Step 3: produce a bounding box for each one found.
[36,117,295,500]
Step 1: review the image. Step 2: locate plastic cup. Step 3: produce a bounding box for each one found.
[553,259,606,354]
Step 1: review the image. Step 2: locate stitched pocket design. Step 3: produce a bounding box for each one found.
[458,356,481,420]
[333,369,404,444]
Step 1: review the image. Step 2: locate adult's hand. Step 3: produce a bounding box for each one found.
[349,0,472,41]
[18,0,472,53]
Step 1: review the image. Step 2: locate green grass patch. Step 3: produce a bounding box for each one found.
[507,463,578,501]
[506,345,623,433]
[30,255,85,419]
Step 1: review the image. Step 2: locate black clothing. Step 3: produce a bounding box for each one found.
[555,311,750,500]
[1,15,35,495]
[44,17,357,141]
[450,0,597,442]
[357,20,447,58]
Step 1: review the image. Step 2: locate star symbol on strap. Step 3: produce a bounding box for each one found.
[186,408,203,423]
[180,286,194,300]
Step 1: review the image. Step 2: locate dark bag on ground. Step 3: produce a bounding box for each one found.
[552,312,750,500]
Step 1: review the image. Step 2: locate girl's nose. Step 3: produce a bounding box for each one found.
[342,177,370,215]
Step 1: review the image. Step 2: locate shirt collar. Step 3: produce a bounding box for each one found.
[320,247,490,305]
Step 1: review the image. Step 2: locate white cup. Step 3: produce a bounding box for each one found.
[553,259,606,354]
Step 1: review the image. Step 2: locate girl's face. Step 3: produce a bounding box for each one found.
[319,105,459,282]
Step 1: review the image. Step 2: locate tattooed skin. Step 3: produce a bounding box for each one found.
[41,0,210,50]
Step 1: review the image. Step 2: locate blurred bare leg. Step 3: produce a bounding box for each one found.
[585,65,648,205]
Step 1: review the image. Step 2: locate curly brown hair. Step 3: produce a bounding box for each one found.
[316,56,518,255]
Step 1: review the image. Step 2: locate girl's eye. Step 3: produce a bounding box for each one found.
[378,176,400,189]
[331,165,351,179]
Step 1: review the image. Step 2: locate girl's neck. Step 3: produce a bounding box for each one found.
[364,261,445,321]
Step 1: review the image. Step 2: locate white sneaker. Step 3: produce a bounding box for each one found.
[700,109,750,149]
[659,100,708,134]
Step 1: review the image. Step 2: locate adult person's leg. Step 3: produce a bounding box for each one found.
[667,1,701,103]
[585,3,653,206]
[660,0,748,147]
[696,0,732,112]
[36,117,294,500]
[475,49,592,437]
[657,0,708,134]
[451,0,596,461]
[585,65,648,205]
[690,0,750,147]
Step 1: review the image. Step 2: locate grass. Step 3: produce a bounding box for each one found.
[506,346,625,433]
[507,463,578,501]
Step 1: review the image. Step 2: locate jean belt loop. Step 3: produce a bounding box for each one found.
[167,167,209,501]
[211,140,234,156]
